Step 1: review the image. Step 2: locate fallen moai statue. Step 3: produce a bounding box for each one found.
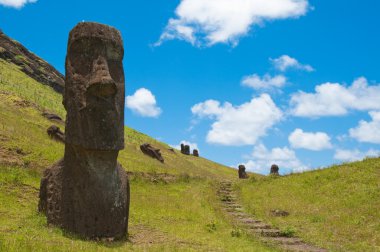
[47,125,65,143]
[39,22,130,240]
[140,143,164,163]
[42,112,64,123]
[270,164,279,175]
[238,165,249,179]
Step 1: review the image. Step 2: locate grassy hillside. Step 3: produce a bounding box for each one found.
[1,57,379,252]
[0,59,273,251]
[237,161,380,251]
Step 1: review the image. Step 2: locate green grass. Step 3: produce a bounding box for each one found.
[0,59,274,251]
[237,161,380,251]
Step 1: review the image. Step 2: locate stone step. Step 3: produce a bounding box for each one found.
[263,237,303,245]
[238,218,259,223]
[244,222,272,229]
[254,229,282,237]
[223,207,244,213]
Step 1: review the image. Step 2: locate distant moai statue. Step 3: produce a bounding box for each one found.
[270,164,279,175]
[38,22,130,239]
[184,145,190,155]
[238,165,248,179]
[193,149,199,157]
[180,143,190,155]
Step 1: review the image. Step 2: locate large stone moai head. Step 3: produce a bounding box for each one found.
[270,164,279,175]
[64,22,125,150]
[238,165,248,179]
[39,22,130,240]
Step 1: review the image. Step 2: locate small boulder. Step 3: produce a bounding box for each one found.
[270,209,289,217]
[238,165,248,179]
[270,164,279,175]
[140,143,164,163]
[47,125,65,143]
[193,149,199,157]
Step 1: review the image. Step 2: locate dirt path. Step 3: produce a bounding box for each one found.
[217,180,327,252]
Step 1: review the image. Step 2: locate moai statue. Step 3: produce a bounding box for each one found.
[184,145,190,155]
[270,164,279,175]
[193,149,199,157]
[238,165,248,179]
[38,22,130,239]
[180,144,190,155]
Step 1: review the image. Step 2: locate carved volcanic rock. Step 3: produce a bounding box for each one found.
[0,30,64,93]
[238,165,248,179]
[140,143,164,163]
[38,22,130,239]
[193,149,199,157]
[270,164,279,175]
[181,144,190,155]
[47,125,65,143]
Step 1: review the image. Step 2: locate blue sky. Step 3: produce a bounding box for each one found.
[1,0,379,174]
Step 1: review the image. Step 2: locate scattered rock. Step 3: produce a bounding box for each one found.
[39,22,130,240]
[47,125,65,143]
[270,209,290,217]
[193,149,199,157]
[140,143,164,163]
[238,165,248,179]
[168,148,175,153]
[270,164,279,175]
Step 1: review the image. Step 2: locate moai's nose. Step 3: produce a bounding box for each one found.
[88,56,116,97]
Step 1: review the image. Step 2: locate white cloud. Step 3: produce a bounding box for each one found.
[0,0,36,8]
[290,77,380,117]
[192,94,283,146]
[242,144,309,174]
[156,0,309,47]
[288,128,332,151]
[271,55,314,72]
[242,74,287,90]
[171,140,199,151]
[334,149,380,162]
[126,88,162,118]
[349,111,380,144]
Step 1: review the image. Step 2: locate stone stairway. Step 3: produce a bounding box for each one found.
[218,181,327,252]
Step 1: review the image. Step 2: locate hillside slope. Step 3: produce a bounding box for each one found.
[0,59,272,251]
[0,30,64,93]
[237,161,380,251]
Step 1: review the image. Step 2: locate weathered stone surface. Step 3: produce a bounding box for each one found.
[270,164,279,175]
[47,125,65,143]
[238,165,248,179]
[193,149,199,157]
[39,22,129,240]
[140,143,164,163]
